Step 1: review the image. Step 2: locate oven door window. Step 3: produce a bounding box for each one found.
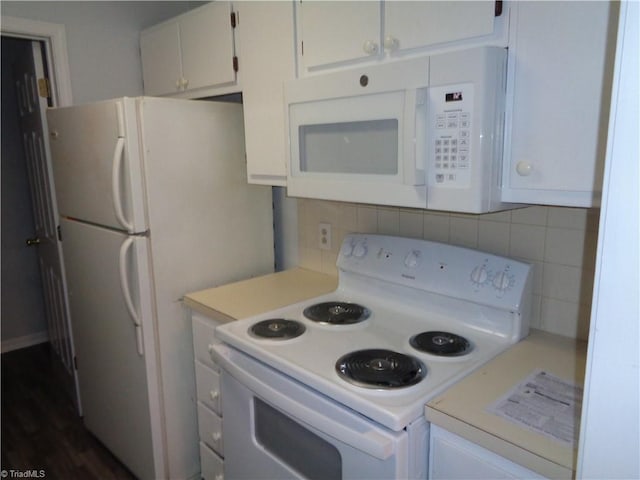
[255,398,341,480]
[299,119,399,175]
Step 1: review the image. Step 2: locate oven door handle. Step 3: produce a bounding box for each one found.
[213,344,395,460]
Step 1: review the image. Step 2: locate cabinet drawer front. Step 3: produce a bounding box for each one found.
[198,403,224,456]
[196,362,222,415]
[199,442,224,480]
[192,313,220,370]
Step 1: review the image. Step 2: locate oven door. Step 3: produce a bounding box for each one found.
[213,343,410,480]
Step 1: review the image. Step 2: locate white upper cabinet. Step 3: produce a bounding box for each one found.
[298,1,381,70]
[296,0,502,74]
[141,2,238,97]
[384,2,496,53]
[502,1,617,207]
[235,1,296,185]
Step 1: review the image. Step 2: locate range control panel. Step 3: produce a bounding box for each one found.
[338,234,532,311]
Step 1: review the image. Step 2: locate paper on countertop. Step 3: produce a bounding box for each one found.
[487,369,583,447]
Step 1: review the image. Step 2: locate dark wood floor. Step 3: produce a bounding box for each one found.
[1,343,137,479]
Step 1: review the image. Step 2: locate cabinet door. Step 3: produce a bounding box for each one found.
[502,1,616,207]
[384,1,495,52]
[180,2,236,91]
[298,1,381,70]
[140,21,182,96]
[236,1,295,185]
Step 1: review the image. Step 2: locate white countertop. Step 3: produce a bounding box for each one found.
[425,329,587,479]
[183,267,338,322]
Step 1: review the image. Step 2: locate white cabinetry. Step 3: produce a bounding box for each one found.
[429,425,546,479]
[235,1,295,185]
[502,1,617,207]
[140,2,238,97]
[191,312,225,480]
[296,1,502,74]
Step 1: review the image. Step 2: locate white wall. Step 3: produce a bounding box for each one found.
[1,1,203,103]
[578,1,639,476]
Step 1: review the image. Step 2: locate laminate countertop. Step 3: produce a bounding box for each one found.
[425,329,587,479]
[183,267,338,322]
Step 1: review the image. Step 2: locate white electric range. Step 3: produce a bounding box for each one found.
[212,234,533,479]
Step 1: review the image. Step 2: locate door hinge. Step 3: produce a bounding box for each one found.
[233,56,239,73]
[57,225,62,241]
[37,77,51,98]
[495,0,503,16]
[230,11,237,28]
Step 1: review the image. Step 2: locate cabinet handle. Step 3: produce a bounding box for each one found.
[383,35,399,52]
[214,474,224,480]
[210,390,220,402]
[175,79,182,90]
[182,78,189,89]
[362,40,379,55]
[211,432,222,442]
[516,161,533,176]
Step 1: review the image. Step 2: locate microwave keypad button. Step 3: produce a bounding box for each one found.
[447,120,458,129]
[443,139,450,145]
[459,130,470,138]
[460,112,470,121]
[459,138,470,147]
[448,174,456,181]
[435,139,442,146]
[436,174,445,183]
[436,121,446,129]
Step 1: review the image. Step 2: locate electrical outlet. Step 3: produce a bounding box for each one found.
[318,223,332,251]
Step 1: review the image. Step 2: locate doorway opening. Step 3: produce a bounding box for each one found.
[1,20,80,413]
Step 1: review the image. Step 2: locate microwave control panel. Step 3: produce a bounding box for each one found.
[429,83,474,188]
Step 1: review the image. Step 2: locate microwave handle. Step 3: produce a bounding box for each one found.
[404,88,427,186]
[213,343,395,460]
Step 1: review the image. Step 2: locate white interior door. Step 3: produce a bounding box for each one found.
[13,40,81,412]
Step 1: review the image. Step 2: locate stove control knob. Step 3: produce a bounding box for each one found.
[492,271,514,292]
[340,239,355,257]
[404,250,421,268]
[470,265,489,285]
[352,241,368,258]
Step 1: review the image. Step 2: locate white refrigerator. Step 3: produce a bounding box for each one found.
[46,97,275,479]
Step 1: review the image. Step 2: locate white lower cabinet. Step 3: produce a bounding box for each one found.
[199,442,224,480]
[429,425,546,479]
[191,312,225,479]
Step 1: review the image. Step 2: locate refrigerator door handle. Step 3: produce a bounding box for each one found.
[111,137,134,232]
[119,237,144,356]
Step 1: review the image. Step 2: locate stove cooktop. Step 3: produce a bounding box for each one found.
[214,234,533,430]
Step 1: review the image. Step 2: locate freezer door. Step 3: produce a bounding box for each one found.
[60,217,163,479]
[47,98,147,232]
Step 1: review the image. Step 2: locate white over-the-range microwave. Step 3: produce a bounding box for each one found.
[285,46,517,213]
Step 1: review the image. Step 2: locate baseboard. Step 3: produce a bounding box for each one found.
[1,331,49,353]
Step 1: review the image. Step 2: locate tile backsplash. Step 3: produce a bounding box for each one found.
[297,199,600,340]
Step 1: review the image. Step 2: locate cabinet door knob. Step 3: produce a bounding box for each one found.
[383,35,399,52]
[516,161,533,176]
[215,474,224,480]
[211,432,222,442]
[209,390,219,401]
[362,40,379,55]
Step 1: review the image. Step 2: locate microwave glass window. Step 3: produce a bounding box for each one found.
[254,398,342,479]
[299,119,399,175]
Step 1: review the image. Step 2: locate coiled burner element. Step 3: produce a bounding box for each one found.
[410,331,472,356]
[335,349,425,389]
[303,302,370,325]
[249,319,306,340]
